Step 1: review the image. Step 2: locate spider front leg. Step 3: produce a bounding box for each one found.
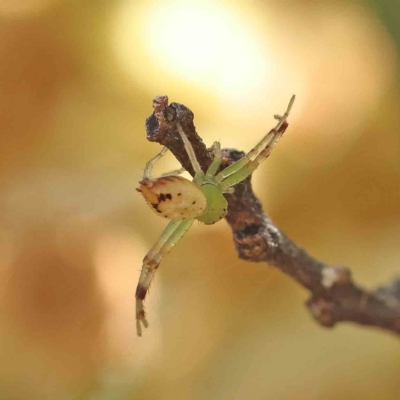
[142,145,186,179]
[160,167,186,177]
[205,141,222,179]
[143,146,168,180]
[215,95,295,190]
[136,219,193,336]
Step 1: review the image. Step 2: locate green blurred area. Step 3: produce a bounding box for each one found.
[0,1,400,399]
[371,0,400,47]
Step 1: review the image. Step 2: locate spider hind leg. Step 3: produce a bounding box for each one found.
[135,219,193,336]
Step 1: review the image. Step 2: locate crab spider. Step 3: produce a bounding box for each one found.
[135,95,295,336]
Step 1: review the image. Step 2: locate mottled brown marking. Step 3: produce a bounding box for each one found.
[143,256,159,269]
[139,179,152,187]
[135,284,147,300]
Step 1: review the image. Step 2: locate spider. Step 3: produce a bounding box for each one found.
[135,95,295,336]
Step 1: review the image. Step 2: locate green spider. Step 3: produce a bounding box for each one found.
[135,95,295,336]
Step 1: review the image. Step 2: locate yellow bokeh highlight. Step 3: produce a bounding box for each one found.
[111,1,398,167]
[111,1,274,109]
[143,3,272,97]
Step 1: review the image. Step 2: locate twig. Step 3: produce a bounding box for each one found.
[144,95,400,337]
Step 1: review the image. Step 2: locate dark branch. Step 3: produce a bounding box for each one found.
[145,95,400,337]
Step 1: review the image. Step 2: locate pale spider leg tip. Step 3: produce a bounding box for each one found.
[136,320,142,337]
[212,141,221,151]
[273,97,295,130]
[273,95,296,124]
[136,298,149,335]
[285,94,296,116]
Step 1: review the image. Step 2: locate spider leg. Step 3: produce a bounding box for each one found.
[143,147,168,180]
[217,131,283,190]
[205,141,222,179]
[160,167,186,177]
[176,122,204,182]
[135,219,194,336]
[215,95,295,190]
[215,95,295,182]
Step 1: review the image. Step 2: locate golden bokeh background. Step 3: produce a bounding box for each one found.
[1,0,400,399]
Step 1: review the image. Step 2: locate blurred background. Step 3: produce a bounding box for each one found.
[0,0,400,399]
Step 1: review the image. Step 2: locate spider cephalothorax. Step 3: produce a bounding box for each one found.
[135,95,295,336]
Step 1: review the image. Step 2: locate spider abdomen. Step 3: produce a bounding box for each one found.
[138,176,207,220]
